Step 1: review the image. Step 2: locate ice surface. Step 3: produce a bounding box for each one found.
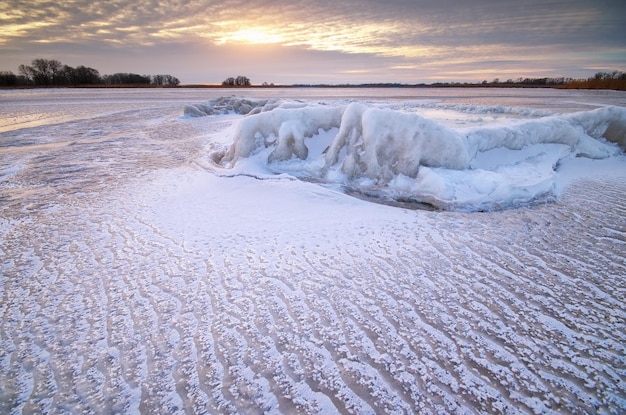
[1,89,626,414]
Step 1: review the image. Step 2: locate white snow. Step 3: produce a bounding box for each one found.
[221,106,343,164]
[203,97,625,211]
[1,88,625,414]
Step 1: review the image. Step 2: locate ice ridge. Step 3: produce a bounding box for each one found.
[205,101,625,211]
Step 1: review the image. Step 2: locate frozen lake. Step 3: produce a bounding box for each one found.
[1,88,625,414]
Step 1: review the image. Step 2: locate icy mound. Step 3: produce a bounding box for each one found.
[210,102,625,211]
[324,103,471,181]
[399,102,554,117]
[221,105,344,164]
[183,96,307,117]
[569,105,626,148]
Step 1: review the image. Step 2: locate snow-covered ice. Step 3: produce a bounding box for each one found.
[1,88,626,414]
[197,97,625,211]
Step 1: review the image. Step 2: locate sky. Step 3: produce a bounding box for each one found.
[1,0,625,85]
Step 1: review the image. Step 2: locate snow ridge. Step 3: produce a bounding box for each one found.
[207,101,625,211]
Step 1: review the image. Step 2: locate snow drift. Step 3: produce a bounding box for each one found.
[183,96,307,117]
[184,96,274,116]
[200,98,625,211]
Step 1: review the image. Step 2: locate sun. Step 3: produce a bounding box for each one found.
[217,28,285,45]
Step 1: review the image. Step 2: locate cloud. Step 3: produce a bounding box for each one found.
[1,0,625,83]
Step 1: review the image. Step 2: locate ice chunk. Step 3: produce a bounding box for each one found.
[221,106,344,164]
[465,117,580,155]
[184,96,278,117]
[183,96,313,117]
[324,106,470,181]
[567,106,626,149]
[213,101,624,211]
[324,102,369,169]
[465,107,626,159]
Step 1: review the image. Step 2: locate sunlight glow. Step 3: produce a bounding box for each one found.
[216,28,286,45]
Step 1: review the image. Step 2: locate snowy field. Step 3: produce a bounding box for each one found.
[1,88,625,414]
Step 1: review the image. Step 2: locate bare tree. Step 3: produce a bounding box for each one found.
[151,74,180,87]
[18,64,34,84]
[73,65,101,85]
[0,71,18,86]
[235,75,250,86]
[222,76,251,86]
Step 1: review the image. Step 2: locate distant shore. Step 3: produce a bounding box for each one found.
[4,59,623,91]
[3,82,625,91]
[184,82,626,91]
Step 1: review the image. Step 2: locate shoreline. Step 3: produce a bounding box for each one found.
[2,83,626,91]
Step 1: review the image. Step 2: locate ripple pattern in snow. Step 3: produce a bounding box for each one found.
[3,171,626,414]
[1,90,626,414]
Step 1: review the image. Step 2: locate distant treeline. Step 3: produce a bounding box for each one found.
[2,60,625,91]
[560,71,626,90]
[293,71,626,91]
[421,71,626,91]
[0,58,180,87]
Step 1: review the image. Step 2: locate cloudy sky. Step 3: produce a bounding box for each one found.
[1,0,625,85]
